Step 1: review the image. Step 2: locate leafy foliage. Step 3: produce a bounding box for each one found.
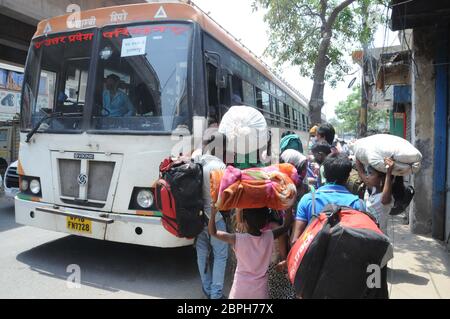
[334,86,388,134]
[253,0,387,87]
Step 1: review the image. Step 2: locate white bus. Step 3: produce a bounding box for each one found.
[16,2,310,247]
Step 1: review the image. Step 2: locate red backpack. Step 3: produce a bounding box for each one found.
[287,205,391,299]
[155,157,204,239]
[154,179,178,236]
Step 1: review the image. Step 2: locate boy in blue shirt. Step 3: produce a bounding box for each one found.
[291,153,366,245]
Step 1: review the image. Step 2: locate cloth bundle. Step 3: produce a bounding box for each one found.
[210,164,299,211]
[352,134,422,176]
[218,105,268,154]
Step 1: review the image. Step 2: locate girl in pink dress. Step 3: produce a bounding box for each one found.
[208,207,293,299]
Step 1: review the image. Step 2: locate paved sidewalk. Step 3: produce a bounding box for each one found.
[387,216,450,299]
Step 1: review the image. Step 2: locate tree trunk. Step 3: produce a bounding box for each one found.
[308,0,357,126]
[309,32,332,125]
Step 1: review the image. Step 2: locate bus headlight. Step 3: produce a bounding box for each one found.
[137,190,154,209]
[20,179,29,191]
[30,179,41,195]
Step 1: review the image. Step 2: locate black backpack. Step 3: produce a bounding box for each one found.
[155,157,204,238]
[288,205,391,299]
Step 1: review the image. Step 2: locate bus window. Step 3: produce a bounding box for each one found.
[255,89,270,119]
[231,75,243,104]
[21,30,93,131]
[269,96,275,125]
[283,103,291,128]
[0,129,7,142]
[256,87,263,110]
[37,71,56,113]
[93,23,192,132]
[57,59,89,114]
[262,92,270,113]
[292,109,296,129]
[206,63,219,123]
[274,99,281,127]
[219,74,232,114]
[293,109,298,130]
[276,86,284,101]
[243,80,255,106]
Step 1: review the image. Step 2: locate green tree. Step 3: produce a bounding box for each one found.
[328,117,344,136]
[253,0,386,124]
[334,86,388,134]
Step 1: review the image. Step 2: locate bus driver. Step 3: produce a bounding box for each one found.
[102,74,135,117]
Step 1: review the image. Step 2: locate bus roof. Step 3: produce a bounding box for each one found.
[34,1,309,108]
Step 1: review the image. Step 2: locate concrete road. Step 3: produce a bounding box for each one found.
[2,193,449,299]
[0,195,228,299]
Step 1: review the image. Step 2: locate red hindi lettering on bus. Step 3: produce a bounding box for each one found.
[103,28,129,39]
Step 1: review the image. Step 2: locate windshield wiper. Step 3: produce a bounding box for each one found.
[26,112,63,143]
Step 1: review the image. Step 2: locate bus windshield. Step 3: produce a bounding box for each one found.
[21,30,94,132]
[21,23,192,133]
[93,24,192,132]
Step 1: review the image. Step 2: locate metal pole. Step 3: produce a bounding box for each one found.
[359,47,368,138]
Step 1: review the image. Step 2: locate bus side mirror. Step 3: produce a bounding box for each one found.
[205,50,227,89]
[217,67,232,89]
[217,68,227,89]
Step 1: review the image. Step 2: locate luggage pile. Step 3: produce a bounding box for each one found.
[352,134,422,176]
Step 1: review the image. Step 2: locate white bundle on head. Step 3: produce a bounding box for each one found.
[218,105,268,154]
[353,134,422,176]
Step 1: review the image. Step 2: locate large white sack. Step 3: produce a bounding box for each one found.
[218,105,268,154]
[353,134,422,176]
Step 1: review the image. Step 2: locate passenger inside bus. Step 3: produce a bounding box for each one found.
[102,74,135,117]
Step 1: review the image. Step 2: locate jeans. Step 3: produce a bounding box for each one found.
[195,219,229,299]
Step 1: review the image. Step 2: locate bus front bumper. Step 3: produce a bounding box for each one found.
[14,197,194,248]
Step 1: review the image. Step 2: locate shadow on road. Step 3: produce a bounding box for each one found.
[387,268,429,285]
[16,235,204,298]
[0,197,22,233]
[389,216,450,278]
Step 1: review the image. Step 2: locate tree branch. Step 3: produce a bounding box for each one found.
[294,3,322,20]
[295,4,320,16]
[320,0,328,25]
[290,26,322,54]
[327,0,356,30]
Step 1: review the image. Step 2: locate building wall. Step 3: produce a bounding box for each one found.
[409,27,436,235]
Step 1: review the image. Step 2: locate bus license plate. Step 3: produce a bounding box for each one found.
[66,216,92,234]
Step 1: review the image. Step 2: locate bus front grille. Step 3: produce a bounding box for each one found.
[87,161,115,201]
[59,159,81,198]
[58,159,115,204]
[5,166,19,189]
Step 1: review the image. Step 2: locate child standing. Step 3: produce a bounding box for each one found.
[208,207,293,299]
[355,158,395,234]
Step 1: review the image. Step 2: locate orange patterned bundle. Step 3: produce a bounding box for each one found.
[210,164,299,211]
